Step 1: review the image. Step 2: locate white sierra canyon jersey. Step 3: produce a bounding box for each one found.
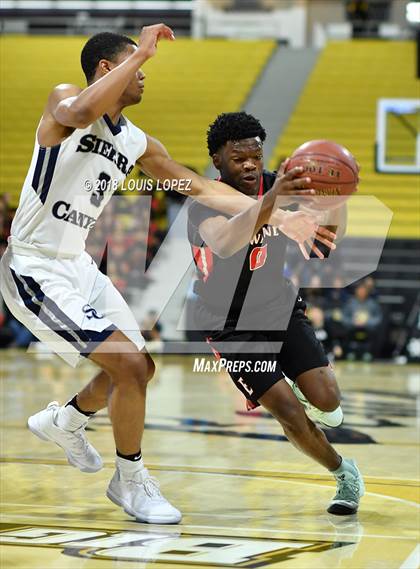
[10,113,147,257]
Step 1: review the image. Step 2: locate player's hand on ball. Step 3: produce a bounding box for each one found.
[278,210,336,260]
[272,160,316,204]
[137,23,175,60]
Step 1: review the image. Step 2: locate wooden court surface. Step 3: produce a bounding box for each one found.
[0,349,419,569]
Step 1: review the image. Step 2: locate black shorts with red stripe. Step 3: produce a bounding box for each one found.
[205,307,329,407]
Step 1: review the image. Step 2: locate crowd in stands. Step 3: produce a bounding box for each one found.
[85,178,168,301]
[0,194,36,348]
[303,277,383,362]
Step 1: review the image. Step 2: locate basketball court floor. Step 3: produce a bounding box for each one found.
[0,349,419,568]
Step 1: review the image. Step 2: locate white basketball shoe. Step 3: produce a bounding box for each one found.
[27,401,103,473]
[107,461,182,524]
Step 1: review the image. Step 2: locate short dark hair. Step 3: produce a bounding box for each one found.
[207,112,266,156]
[81,32,137,83]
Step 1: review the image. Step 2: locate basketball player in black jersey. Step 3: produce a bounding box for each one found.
[188,112,364,515]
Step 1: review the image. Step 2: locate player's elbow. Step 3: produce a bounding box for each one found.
[214,246,233,259]
[204,231,235,259]
[211,240,236,259]
[67,107,94,129]
[55,102,95,129]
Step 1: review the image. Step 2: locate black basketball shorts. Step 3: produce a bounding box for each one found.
[206,308,329,407]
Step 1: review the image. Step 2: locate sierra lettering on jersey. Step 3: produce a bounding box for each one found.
[76,134,134,175]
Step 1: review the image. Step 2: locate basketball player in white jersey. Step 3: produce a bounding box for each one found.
[0,24,335,523]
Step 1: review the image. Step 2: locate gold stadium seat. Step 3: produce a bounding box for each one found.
[269,40,419,238]
[0,36,275,207]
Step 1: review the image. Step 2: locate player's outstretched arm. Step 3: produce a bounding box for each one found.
[138,136,259,214]
[38,24,174,146]
[138,136,314,216]
[190,168,318,259]
[138,137,338,258]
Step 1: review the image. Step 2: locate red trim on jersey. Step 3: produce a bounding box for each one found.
[257,176,264,199]
[205,336,221,360]
[192,245,214,282]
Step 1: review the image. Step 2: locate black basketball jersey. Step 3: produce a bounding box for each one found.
[187,170,298,328]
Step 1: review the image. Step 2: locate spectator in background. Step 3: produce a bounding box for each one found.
[305,274,326,308]
[364,276,377,297]
[343,280,383,361]
[0,193,12,253]
[324,275,348,359]
[84,185,168,300]
[0,196,36,349]
[307,304,345,361]
[0,299,36,349]
[0,298,14,348]
[306,304,329,349]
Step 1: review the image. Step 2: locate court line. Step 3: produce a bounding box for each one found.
[150,464,420,487]
[1,457,419,487]
[179,523,419,542]
[0,503,85,511]
[2,471,419,516]
[178,470,420,510]
[1,506,417,542]
[400,544,420,569]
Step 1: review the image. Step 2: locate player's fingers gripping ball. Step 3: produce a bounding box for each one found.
[285,140,359,210]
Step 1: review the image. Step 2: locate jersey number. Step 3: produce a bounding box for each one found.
[249,244,267,271]
[238,377,254,395]
[90,172,111,208]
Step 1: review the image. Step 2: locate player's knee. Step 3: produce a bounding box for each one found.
[143,354,155,384]
[311,384,341,412]
[126,353,155,388]
[107,353,154,389]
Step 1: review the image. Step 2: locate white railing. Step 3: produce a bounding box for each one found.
[192,0,306,47]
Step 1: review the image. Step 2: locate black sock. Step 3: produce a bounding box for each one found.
[66,395,96,417]
[116,449,142,462]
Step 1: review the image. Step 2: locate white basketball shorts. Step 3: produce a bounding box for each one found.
[0,247,145,367]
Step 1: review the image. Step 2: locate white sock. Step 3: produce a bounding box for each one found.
[55,403,89,432]
[116,456,145,480]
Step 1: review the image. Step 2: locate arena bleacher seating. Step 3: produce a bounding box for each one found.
[269,40,419,239]
[0,36,275,207]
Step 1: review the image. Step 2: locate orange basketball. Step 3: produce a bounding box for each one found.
[285,140,359,209]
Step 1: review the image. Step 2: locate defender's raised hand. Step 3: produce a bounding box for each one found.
[137,24,175,60]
